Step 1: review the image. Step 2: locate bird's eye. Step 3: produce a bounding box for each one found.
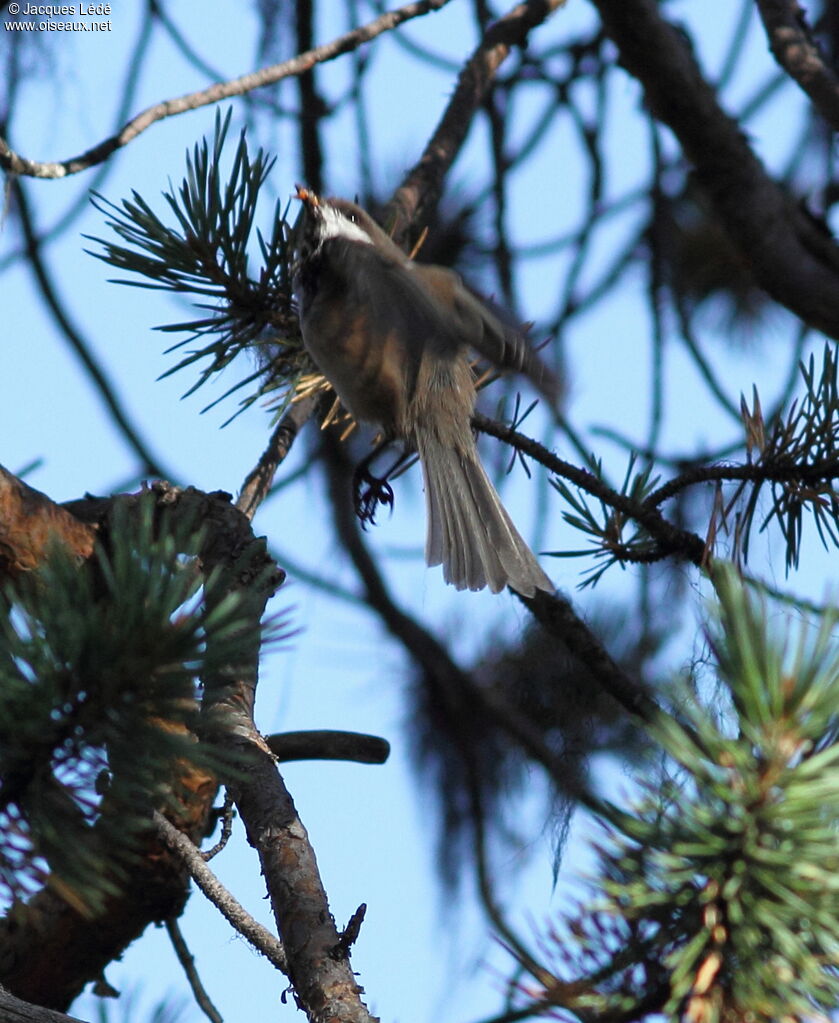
[348,213,357,223]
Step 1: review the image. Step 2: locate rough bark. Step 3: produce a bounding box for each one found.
[0,987,88,1023]
[0,466,96,580]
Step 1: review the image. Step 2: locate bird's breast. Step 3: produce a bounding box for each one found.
[298,261,410,436]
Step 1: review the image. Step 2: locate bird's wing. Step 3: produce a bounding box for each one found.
[416,264,561,405]
[336,240,466,361]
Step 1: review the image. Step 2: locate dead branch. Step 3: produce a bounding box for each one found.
[154,812,288,974]
[0,0,451,180]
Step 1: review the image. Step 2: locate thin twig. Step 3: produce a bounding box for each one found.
[472,411,706,565]
[151,0,293,117]
[644,454,839,508]
[0,6,152,273]
[153,811,289,975]
[465,759,549,982]
[0,0,452,179]
[236,396,318,520]
[164,917,224,1023]
[320,430,663,763]
[202,790,235,862]
[513,589,664,726]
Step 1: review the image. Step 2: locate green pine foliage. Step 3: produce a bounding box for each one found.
[509,566,839,1021]
[86,110,306,424]
[743,347,839,570]
[549,454,662,587]
[0,496,258,911]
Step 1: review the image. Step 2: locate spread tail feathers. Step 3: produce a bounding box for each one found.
[417,432,553,596]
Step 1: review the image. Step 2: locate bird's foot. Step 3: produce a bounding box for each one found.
[353,464,394,528]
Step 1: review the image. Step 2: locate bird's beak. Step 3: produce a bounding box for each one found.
[294,184,319,207]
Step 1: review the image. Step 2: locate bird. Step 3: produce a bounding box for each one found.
[292,186,554,597]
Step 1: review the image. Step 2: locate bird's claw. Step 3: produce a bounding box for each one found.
[353,465,394,528]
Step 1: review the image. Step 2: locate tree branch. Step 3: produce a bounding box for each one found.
[224,749,378,1021]
[0,988,88,1023]
[0,805,196,1011]
[0,465,97,580]
[472,412,707,565]
[195,484,376,1022]
[265,730,391,765]
[236,396,318,521]
[644,454,839,507]
[591,0,839,340]
[0,0,451,179]
[387,0,567,244]
[0,485,231,1011]
[754,0,839,131]
[319,430,661,770]
[154,812,288,974]
[515,588,663,726]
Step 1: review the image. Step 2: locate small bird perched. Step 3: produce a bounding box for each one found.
[293,186,554,597]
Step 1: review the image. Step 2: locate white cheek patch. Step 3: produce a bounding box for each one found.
[319,205,374,246]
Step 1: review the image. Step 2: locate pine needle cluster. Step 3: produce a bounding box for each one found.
[507,567,839,1022]
[739,347,839,569]
[0,497,257,911]
[86,111,305,424]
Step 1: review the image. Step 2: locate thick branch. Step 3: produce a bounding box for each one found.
[754,0,839,131]
[0,0,451,179]
[65,484,365,1017]
[0,988,88,1023]
[0,486,246,1010]
[0,828,194,1010]
[591,0,839,339]
[223,750,377,1022]
[0,465,96,579]
[196,486,375,1022]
